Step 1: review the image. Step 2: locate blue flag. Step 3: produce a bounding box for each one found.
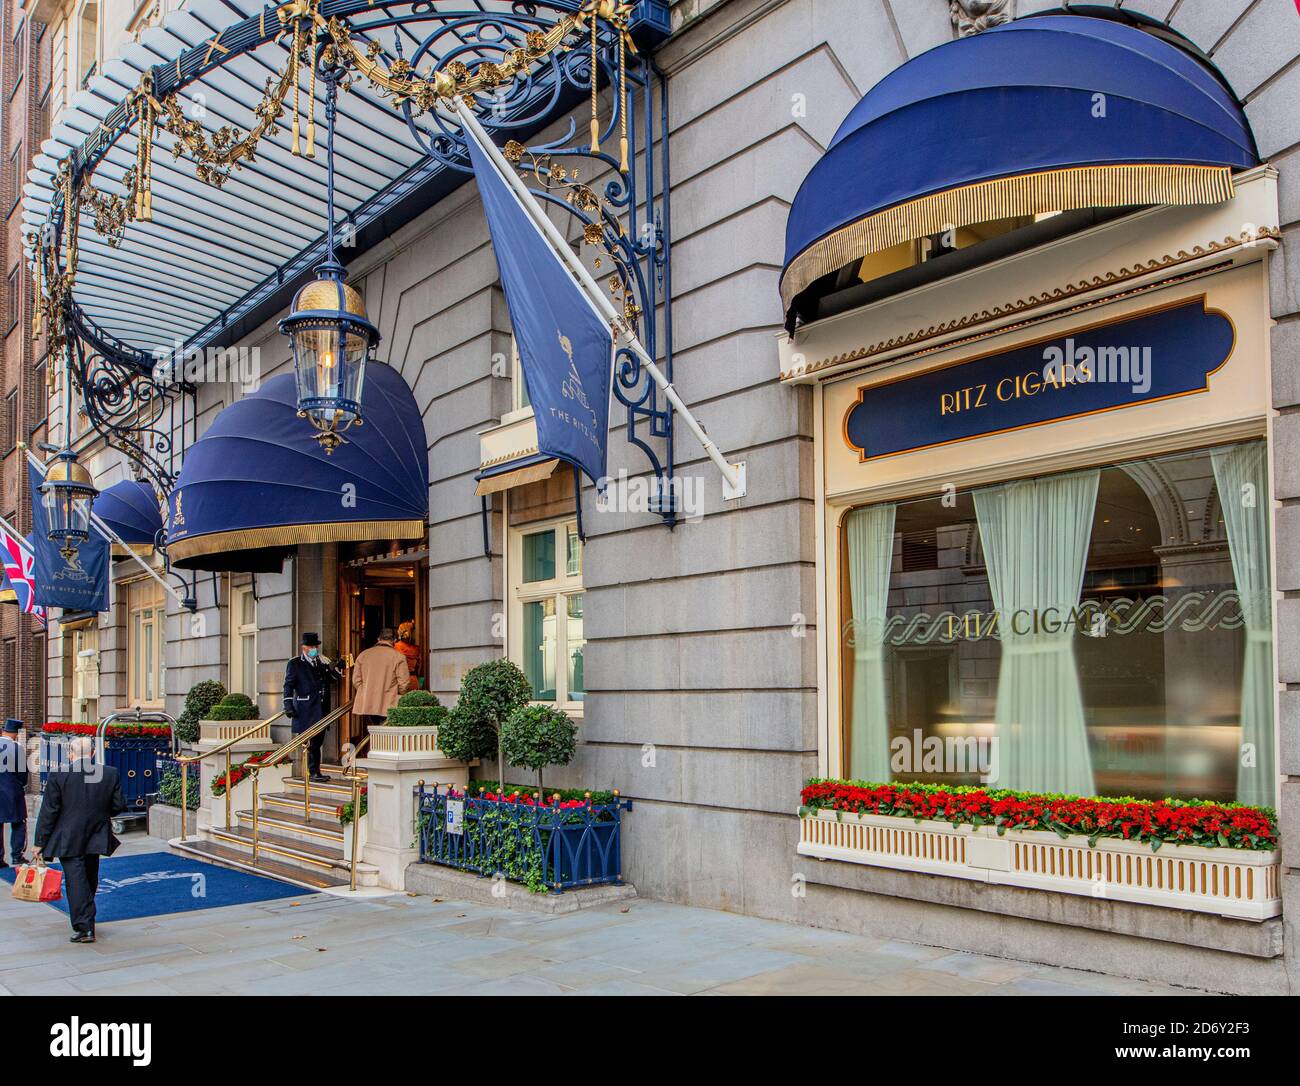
[465,126,613,487]
[27,462,110,612]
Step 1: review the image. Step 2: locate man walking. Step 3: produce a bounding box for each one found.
[352,628,410,735]
[283,631,343,783]
[0,719,28,867]
[33,737,125,944]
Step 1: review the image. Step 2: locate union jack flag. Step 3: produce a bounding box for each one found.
[0,521,45,625]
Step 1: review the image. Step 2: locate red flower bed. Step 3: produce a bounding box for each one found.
[43,721,172,739]
[451,787,592,811]
[800,779,1277,852]
[211,754,269,796]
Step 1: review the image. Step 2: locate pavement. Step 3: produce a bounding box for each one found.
[0,829,1197,996]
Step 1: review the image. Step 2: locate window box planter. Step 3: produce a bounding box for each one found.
[797,808,1281,921]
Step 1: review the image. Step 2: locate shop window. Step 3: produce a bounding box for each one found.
[509,517,584,708]
[839,441,1274,806]
[229,583,258,702]
[127,579,165,707]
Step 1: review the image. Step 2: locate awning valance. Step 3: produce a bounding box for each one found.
[166,361,428,571]
[475,454,558,497]
[781,14,1258,325]
[96,479,163,555]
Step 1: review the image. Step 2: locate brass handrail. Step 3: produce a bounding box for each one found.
[341,731,372,891]
[247,701,354,866]
[177,711,285,840]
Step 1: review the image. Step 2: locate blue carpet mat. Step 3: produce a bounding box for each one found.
[1,851,312,922]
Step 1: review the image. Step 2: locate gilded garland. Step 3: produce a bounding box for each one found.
[38,1,644,359]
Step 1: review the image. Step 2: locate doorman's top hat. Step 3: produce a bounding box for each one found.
[2,718,22,734]
[300,632,322,646]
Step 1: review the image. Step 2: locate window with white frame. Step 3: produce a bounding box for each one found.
[509,517,584,708]
[71,626,99,722]
[229,583,258,701]
[510,336,531,413]
[127,579,164,707]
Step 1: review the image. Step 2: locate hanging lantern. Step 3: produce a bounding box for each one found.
[281,259,379,453]
[41,449,98,559]
[281,56,380,454]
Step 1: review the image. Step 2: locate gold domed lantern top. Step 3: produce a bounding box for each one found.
[40,448,98,559]
[279,260,381,454]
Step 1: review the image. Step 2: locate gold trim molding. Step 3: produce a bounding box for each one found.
[167,519,427,564]
[781,227,1278,382]
[780,163,1235,312]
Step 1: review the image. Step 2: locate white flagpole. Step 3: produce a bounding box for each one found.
[22,446,185,606]
[454,99,747,499]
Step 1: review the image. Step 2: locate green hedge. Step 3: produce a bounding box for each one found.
[386,704,448,728]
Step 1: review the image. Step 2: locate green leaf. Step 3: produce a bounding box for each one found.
[1150,837,1162,853]
[1217,832,1230,848]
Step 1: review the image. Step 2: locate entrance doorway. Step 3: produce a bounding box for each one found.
[337,549,427,750]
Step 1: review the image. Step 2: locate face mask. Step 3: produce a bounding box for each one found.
[307,648,319,659]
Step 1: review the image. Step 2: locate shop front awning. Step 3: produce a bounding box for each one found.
[96,479,164,556]
[474,453,558,497]
[780,13,1259,327]
[165,360,428,572]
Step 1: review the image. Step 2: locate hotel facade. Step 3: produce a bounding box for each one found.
[15,0,1300,995]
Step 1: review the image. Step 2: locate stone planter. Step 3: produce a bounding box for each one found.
[366,724,444,758]
[797,808,1281,921]
[358,725,471,891]
[195,718,277,835]
[342,811,367,862]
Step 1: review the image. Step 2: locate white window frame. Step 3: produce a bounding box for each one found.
[229,583,258,702]
[508,515,584,713]
[127,579,165,708]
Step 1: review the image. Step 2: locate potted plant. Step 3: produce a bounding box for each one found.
[175,679,226,746]
[501,703,577,793]
[437,659,532,784]
[366,689,449,756]
[206,692,259,721]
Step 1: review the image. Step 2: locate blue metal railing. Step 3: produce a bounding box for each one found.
[417,783,631,893]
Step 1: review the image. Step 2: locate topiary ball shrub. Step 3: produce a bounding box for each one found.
[385,689,447,727]
[208,692,260,722]
[434,704,497,762]
[176,679,227,743]
[502,704,577,791]
[396,689,440,708]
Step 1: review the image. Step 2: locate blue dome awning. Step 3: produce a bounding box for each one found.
[96,479,163,555]
[166,361,429,572]
[781,14,1258,323]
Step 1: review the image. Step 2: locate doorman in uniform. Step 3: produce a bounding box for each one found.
[0,719,28,867]
[283,632,343,782]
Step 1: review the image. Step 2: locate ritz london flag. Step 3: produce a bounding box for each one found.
[463,123,614,488]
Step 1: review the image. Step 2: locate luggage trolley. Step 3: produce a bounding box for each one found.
[35,710,178,833]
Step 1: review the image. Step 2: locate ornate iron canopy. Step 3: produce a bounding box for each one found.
[25,0,685,529]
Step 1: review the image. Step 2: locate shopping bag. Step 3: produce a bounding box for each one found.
[11,863,63,902]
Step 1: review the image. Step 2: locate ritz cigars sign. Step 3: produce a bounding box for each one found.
[843,296,1235,460]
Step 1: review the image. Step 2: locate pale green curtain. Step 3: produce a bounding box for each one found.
[1212,443,1275,808]
[846,503,896,781]
[974,470,1099,795]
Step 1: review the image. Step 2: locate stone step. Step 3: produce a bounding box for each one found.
[260,791,346,820]
[282,774,358,801]
[171,837,348,890]
[208,825,378,885]
[237,807,345,846]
